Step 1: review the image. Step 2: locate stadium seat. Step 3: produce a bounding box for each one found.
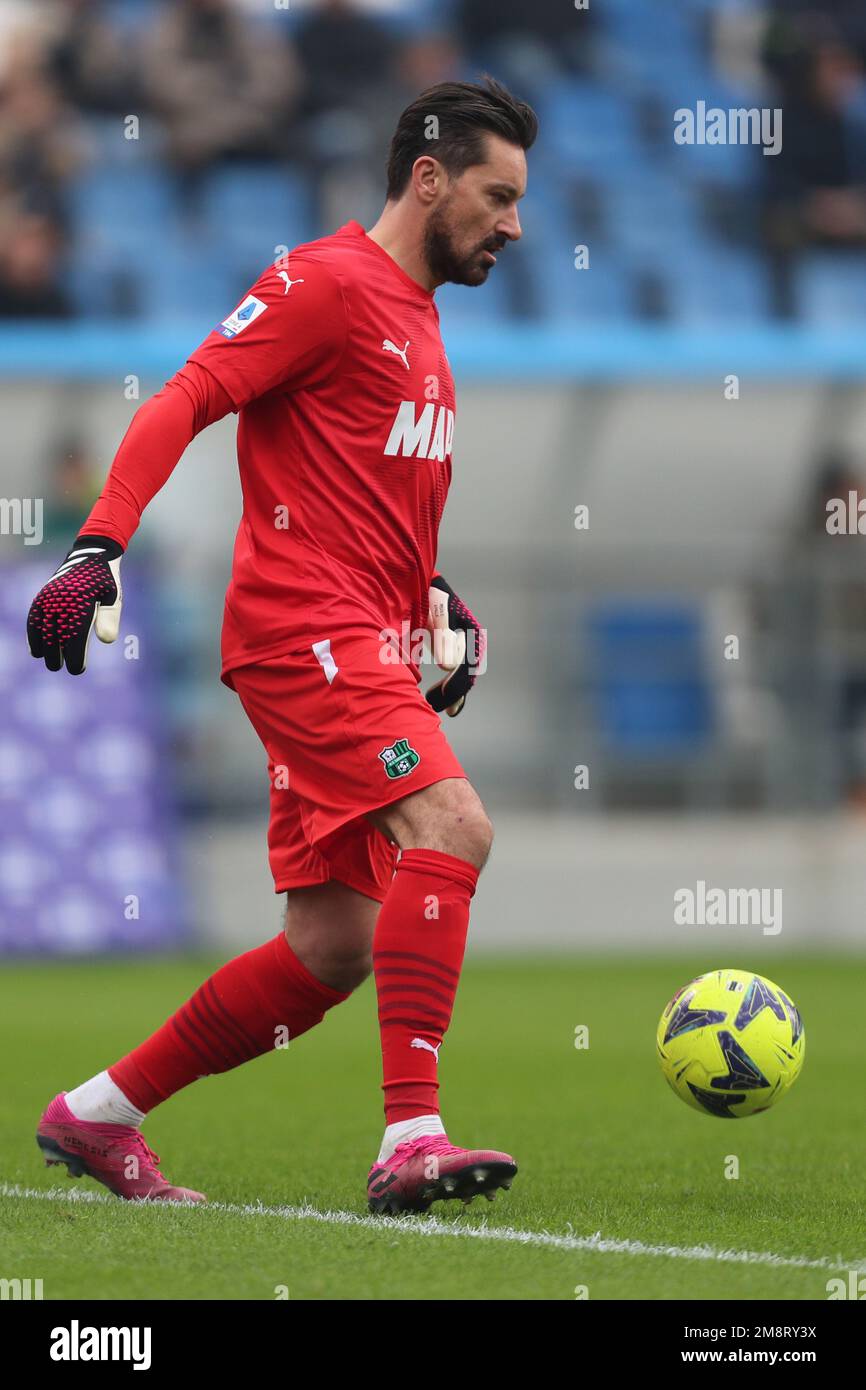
[586,602,715,755]
[537,80,643,176]
[604,176,704,260]
[435,274,510,326]
[797,252,866,324]
[200,165,315,256]
[529,236,633,322]
[660,245,772,323]
[71,166,176,253]
[135,233,235,321]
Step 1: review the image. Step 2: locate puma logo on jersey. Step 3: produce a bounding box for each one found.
[384,401,454,461]
[382,338,410,370]
[411,1038,441,1061]
[277,271,305,294]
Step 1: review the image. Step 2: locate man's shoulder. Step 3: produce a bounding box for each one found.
[282,221,369,284]
[238,229,360,322]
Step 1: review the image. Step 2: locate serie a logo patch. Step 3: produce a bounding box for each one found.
[378,738,420,779]
[218,294,268,338]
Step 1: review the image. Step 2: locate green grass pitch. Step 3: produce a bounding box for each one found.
[1,954,863,1300]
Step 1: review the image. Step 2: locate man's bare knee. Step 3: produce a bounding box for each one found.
[282,881,377,992]
[368,778,493,870]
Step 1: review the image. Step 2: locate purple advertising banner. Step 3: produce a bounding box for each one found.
[0,562,191,955]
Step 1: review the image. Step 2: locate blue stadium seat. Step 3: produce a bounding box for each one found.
[195,166,316,294]
[535,248,633,322]
[67,254,132,318]
[660,80,768,189]
[601,0,703,47]
[797,253,866,324]
[598,0,708,94]
[135,234,235,322]
[104,0,160,35]
[69,166,180,316]
[71,166,176,252]
[527,190,634,321]
[386,0,460,37]
[660,245,771,322]
[537,80,643,175]
[604,176,705,260]
[200,165,314,252]
[434,273,510,326]
[586,602,715,755]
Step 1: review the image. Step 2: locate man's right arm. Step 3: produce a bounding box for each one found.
[81,361,235,548]
[27,256,346,673]
[26,361,235,673]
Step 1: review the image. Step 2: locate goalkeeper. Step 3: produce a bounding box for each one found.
[29,76,534,1215]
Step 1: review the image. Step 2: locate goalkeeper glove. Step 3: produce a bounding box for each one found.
[425,574,485,717]
[27,533,124,675]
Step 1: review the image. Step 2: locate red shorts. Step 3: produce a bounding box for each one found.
[229,629,468,902]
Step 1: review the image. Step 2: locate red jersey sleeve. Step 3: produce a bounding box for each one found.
[186,258,348,411]
[81,360,234,547]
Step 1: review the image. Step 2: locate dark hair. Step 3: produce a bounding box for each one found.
[385,76,538,201]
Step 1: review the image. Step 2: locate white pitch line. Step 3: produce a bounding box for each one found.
[1,1181,861,1274]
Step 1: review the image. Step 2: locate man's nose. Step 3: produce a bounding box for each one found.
[499,207,522,243]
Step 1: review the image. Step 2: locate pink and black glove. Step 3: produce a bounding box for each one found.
[27,533,124,675]
[425,573,486,717]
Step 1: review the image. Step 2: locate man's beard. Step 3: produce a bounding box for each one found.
[423,202,497,287]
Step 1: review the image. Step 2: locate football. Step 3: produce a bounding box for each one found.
[656,968,805,1118]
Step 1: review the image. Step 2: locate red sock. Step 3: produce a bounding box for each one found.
[109,933,348,1113]
[373,847,479,1124]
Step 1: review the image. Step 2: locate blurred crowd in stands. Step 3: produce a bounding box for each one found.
[0,0,864,321]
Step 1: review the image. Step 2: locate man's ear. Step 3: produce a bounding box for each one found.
[413,153,443,206]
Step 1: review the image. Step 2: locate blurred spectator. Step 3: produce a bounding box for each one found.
[292,0,402,230]
[142,0,299,192]
[764,0,866,71]
[781,450,866,807]
[0,208,72,317]
[47,0,145,117]
[761,11,866,314]
[456,0,598,99]
[806,451,865,536]
[394,29,464,96]
[0,26,85,227]
[294,0,398,118]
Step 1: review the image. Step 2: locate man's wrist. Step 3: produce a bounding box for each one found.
[74,533,126,559]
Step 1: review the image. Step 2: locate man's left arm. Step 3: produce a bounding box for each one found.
[425,573,486,717]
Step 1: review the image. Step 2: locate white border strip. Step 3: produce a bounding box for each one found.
[2,1182,861,1274]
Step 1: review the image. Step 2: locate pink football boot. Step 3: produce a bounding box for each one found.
[367,1133,517,1215]
[36,1092,206,1203]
